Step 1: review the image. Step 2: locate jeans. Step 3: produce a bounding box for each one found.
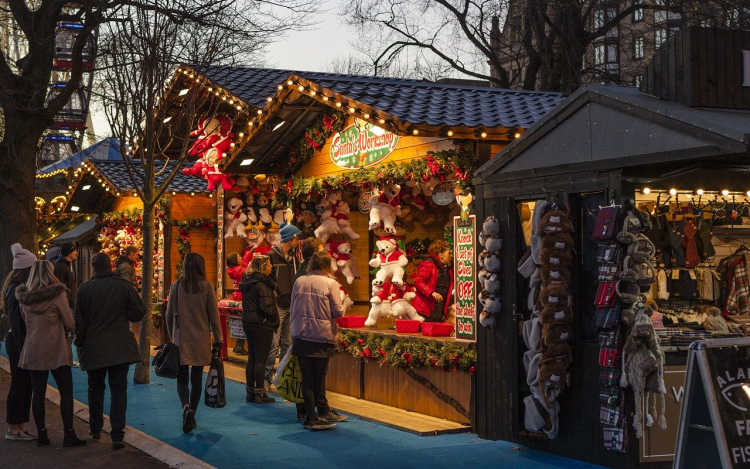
[242,323,274,391]
[297,356,330,423]
[177,365,204,411]
[87,363,129,442]
[5,332,32,425]
[265,306,290,386]
[30,366,74,431]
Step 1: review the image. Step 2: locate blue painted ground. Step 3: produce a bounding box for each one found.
[2,345,605,469]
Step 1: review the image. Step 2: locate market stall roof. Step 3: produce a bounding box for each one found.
[52,216,97,244]
[37,137,123,175]
[474,84,750,190]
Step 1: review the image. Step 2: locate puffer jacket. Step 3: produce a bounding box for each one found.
[290,271,346,345]
[411,254,454,319]
[15,283,74,370]
[115,256,137,286]
[239,272,279,332]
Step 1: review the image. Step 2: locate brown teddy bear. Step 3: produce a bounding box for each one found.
[539,209,572,235]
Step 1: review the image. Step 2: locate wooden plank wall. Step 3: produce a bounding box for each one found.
[111,196,143,212]
[169,195,218,287]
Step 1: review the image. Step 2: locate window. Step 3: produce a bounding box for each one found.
[594,9,605,29]
[633,0,643,22]
[594,44,605,66]
[727,7,739,27]
[634,36,644,59]
[635,76,642,88]
[655,28,667,49]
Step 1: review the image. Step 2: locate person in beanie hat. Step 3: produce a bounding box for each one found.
[44,246,61,262]
[3,244,36,441]
[53,242,78,309]
[74,252,145,449]
[264,223,301,390]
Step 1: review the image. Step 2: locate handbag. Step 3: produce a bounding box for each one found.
[154,282,182,379]
[275,352,304,404]
[204,346,226,408]
[593,206,622,242]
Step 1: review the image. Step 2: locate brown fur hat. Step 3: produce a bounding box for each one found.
[539,209,572,235]
[539,283,571,308]
[541,232,575,252]
[540,303,573,325]
[541,341,572,365]
[540,248,573,268]
[542,321,573,346]
[541,265,572,287]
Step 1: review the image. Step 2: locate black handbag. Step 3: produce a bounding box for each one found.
[204,346,226,408]
[153,281,181,379]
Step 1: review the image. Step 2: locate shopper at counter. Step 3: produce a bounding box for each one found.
[412,240,454,322]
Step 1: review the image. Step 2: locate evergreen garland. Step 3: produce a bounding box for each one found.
[174,217,216,272]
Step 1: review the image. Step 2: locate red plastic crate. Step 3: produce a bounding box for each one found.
[336,315,366,328]
[395,319,421,333]
[421,322,454,337]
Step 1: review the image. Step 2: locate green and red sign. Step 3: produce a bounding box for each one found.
[454,215,476,342]
[329,120,398,169]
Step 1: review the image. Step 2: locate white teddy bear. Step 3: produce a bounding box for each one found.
[224,197,247,239]
[390,284,424,321]
[366,280,392,327]
[369,236,408,287]
[339,286,354,312]
[367,183,401,234]
[328,240,361,284]
[329,192,360,240]
[313,197,339,242]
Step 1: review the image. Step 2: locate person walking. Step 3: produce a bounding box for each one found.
[115,245,141,344]
[412,240,454,322]
[239,255,279,404]
[264,223,301,389]
[165,253,223,434]
[290,251,346,431]
[3,244,36,441]
[74,253,146,449]
[15,260,86,447]
[53,242,78,310]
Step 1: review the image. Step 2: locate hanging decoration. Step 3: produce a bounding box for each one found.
[281,111,347,180]
[182,116,236,192]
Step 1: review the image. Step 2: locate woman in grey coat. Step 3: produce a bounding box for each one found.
[165,253,223,434]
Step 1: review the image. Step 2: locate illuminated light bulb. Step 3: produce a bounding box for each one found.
[514,132,522,139]
[642,188,651,194]
[172,191,176,195]
[267,97,273,102]
[447,130,454,137]
[287,80,293,86]
[257,109,263,115]
[190,192,195,196]
[239,132,244,138]
[208,87,213,91]
[481,132,487,138]
[277,85,283,91]
[364,113,370,119]
[323,96,329,101]
[236,105,242,110]
[669,188,677,196]
[248,122,253,127]
[229,99,234,104]
[723,189,730,196]
[379,119,385,125]
[697,189,704,195]
[310,90,316,96]
[214,92,219,96]
[348,107,355,113]
[298,85,304,92]
[412,129,419,136]
[221,96,226,101]
[336,102,342,107]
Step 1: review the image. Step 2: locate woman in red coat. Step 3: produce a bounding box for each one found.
[412,240,454,322]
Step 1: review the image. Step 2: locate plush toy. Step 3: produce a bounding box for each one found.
[368,183,401,234]
[482,250,502,273]
[182,116,236,192]
[479,310,496,327]
[224,198,247,239]
[314,197,339,242]
[340,286,354,312]
[369,237,408,286]
[328,241,360,284]
[389,284,424,321]
[366,280,392,326]
[272,201,287,226]
[405,261,419,286]
[296,201,319,232]
[482,292,502,315]
[256,194,273,224]
[243,230,272,257]
[483,271,501,295]
[329,192,360,240]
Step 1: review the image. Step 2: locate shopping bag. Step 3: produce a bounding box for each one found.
[272,347,293,387]
[204,349,226,408]
[152,342,180,379]
[274,354,304,403]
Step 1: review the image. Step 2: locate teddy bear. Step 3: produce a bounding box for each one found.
[314,197,339,242]
[242,230,272,257]
[405,261,419,286]
[328,240,360,284]
[479,216,502,247]
[368,183,401,234]
[369,237,408,286]
[482,250,502,273]
[366,280,392,327]
[114,229,130,246]
[339,286,354,312]
[256,194,273,225]
[479,310,496,327]
[224,197,247,239]
[272,201,288,226]
[329,192,360,240]
[390,285,423,321]
[296,201,319,233]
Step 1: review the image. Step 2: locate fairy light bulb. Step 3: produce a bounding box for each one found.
[669,188,677,196]
[642,188,651,194]
[722,190,730,196]
[696,189,704,195]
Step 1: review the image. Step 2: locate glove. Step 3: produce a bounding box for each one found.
[213,342,223,351]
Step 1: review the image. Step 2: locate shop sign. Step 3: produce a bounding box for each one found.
[329,120,398,169]
[640,367,687,462]
[453,214,476,342]
[228,317,245,339]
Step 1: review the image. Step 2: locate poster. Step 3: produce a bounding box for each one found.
[228,317,245,339]
[453,214,476,342]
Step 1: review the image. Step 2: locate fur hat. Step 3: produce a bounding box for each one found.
[539,209,572,235]
[542,321,572,345]
[11,243,37,270]
[540,303,573,325]
[703,307,729,333]
[541,232,574,252]
[538,284,572,309]
[479,310,496,327]
[540,265,572,287]
[616,280,641,304]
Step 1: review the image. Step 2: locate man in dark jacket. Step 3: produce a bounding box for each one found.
[74,252,146,449]
[264,223,301,389]
[115,245,141,345]
[53,242,78,309]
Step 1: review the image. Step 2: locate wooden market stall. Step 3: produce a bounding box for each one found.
[472,27,750,468]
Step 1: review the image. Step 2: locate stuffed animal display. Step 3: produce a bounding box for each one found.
[477,216,503,327]
[224,198,247,239]
[367,183,401,234]
[369,236,408,287]
[182,116,236,192]
[328,240,361,284]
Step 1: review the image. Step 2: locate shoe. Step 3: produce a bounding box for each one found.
[296,413,305,421]
[112,441,126,450]
[303,418,336,431]
[233,347,248,356]
[319,410,348,423]
[21,430,36,439]
[254,389,275,404]
[246,387,255,403]
[5,431,35,441]
[182,407,195,433]
[37,428,50,446]
[89,431,101,440]
[63,429,87,447]
[72,361,80,368]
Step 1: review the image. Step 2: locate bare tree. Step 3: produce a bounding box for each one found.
[97,0,320,384]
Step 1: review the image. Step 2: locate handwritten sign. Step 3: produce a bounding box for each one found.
[453,215,476,342]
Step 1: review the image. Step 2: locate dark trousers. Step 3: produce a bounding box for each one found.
[298,356,330,423]
[5,333,32,425]
[177,365,204,411]
[87,363,130,442]
[30,366,74,431]
[242,323,274,391]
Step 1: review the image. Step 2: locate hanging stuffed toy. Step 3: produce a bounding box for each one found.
[369,236,408,286]
[224,197,247,239]
[314,196,339,242]
[328,240,361,284]
[368,183,401,234]
[329,192,360,240]
[182,116,236,191]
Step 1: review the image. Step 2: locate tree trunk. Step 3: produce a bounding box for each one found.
[133,202,156,384]
[0,136,40,282]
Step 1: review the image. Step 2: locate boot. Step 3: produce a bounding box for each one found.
[246,386,255,403]
[233,339,248,356]
[254,388,275,404]
[37,428,50,447]
[63,429,87,447]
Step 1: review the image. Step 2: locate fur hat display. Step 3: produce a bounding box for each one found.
[539,209,572,235]
[478,214,505,329]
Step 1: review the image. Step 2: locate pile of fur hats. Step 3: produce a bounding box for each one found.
[478,216,503,327]
[520,200,575,440]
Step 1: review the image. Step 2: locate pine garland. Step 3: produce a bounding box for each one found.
[174,217,216,272]
[335,330,477,375]
[282,111,347,180]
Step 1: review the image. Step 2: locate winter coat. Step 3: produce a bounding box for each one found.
[294,260,310,282]
[53,258,77,309]
[4,282,26,349]
[15,284,74,371]
[290,271,345,345]
[115,256,137,286]
[165,279,223,367]
[239,272,279,332]
[74,271,146,372]
[268,245,297,307]
[411,254,454,319]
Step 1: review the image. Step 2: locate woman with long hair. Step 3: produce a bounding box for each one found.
[165,252,223,434]
[15,260,85,446]
[3,244,36,441]
[290,251,346,431]
[239,255,279,404]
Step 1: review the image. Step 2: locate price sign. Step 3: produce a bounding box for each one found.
[453,215,476,342]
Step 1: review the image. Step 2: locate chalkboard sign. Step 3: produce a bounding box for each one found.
[674,338,750,469]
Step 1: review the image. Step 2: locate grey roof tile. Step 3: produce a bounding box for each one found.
[91,161,210,193]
